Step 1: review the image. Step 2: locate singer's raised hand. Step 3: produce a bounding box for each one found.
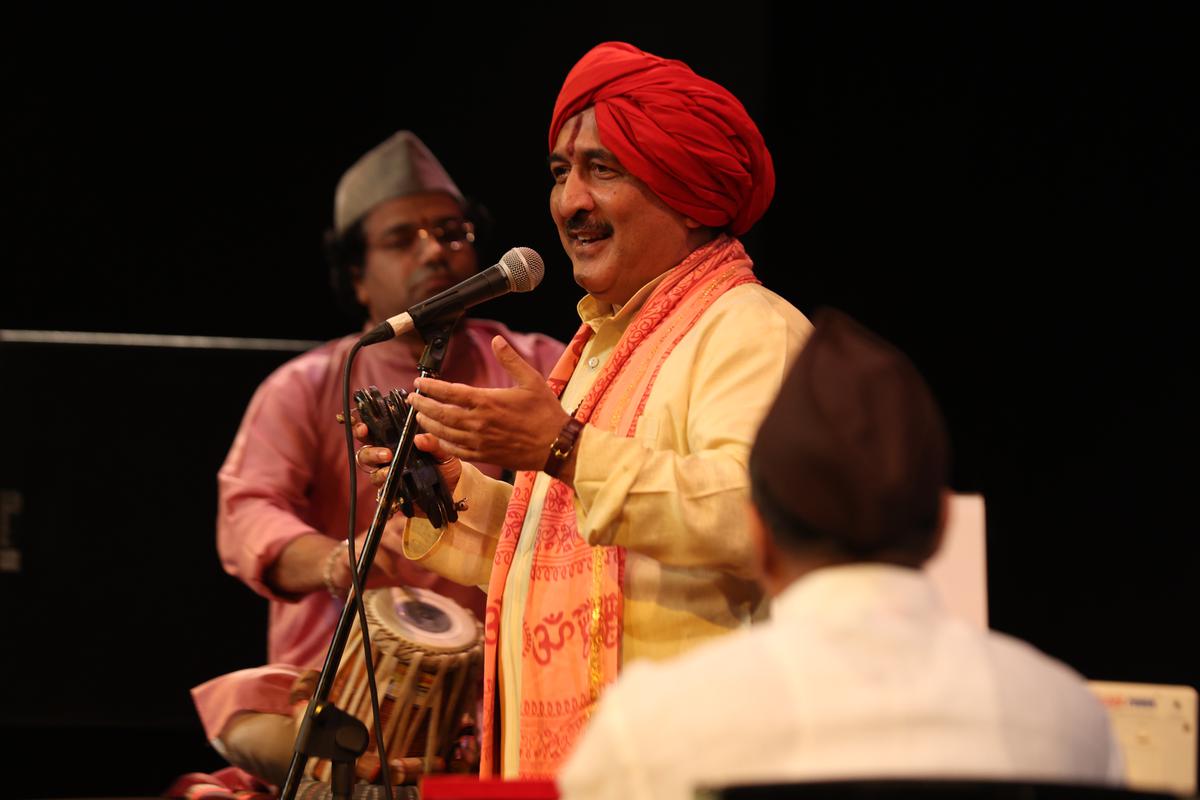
[407,335,572,475]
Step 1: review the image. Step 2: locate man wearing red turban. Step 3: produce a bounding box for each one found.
[550,41,775,238]
[363,42,811,778]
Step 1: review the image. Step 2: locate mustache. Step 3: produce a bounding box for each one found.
[405,264,451,290]
[564,214,613,238]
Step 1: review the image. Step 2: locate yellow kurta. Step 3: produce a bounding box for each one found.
[403,278,812,775]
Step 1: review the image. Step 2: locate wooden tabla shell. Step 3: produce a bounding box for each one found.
[306,586,483,783]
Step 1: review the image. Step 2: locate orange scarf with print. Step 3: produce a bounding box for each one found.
[478,236,758,777]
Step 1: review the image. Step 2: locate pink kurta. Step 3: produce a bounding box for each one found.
[192,319,563,740]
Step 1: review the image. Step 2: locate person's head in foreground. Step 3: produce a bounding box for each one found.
[557,308,1125,800]
[749,306,950,590]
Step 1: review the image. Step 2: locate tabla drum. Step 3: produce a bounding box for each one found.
[306,586,483,784]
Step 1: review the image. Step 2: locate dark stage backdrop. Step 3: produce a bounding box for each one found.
[2,5,1196,797]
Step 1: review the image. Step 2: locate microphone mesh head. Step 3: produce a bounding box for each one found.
[501,247,545,292]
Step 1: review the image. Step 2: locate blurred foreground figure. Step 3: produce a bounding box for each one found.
[558,308,1124,800]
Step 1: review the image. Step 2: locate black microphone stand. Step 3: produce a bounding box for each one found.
[279,317,460,800]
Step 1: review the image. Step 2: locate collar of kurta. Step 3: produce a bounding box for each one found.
[575,270,671,332]
[771,564,942,625]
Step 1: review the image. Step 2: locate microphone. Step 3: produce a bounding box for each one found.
[359,247,545,345]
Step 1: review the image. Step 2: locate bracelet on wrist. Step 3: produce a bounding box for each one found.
[544,416,584,480]
[322,540,350,599]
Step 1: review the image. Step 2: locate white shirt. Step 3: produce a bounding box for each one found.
[558,564,1124,800]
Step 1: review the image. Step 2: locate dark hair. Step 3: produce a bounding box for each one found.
[325,218,368,320]
[747,308,950,569]
[323,196,494,322]
[749,464,941,569]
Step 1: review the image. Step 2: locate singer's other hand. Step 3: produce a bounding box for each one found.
[408,336,573,476]
[353,443,393,485]
[351,431,463,504]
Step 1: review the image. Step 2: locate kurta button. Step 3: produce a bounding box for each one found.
[588,357,599,369]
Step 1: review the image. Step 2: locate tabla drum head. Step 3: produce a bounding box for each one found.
[365,586,479,652]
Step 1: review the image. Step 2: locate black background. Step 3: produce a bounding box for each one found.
[2,4,1196,797]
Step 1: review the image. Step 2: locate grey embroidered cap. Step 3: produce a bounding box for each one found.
[333,130,464,235]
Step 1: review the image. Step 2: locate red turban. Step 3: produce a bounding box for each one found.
[550,42,775,236]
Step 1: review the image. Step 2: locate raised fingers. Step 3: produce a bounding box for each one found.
[412,410,480,452]
[407,392,482,436]
[491,336,547,388]
[412,376,478,407]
